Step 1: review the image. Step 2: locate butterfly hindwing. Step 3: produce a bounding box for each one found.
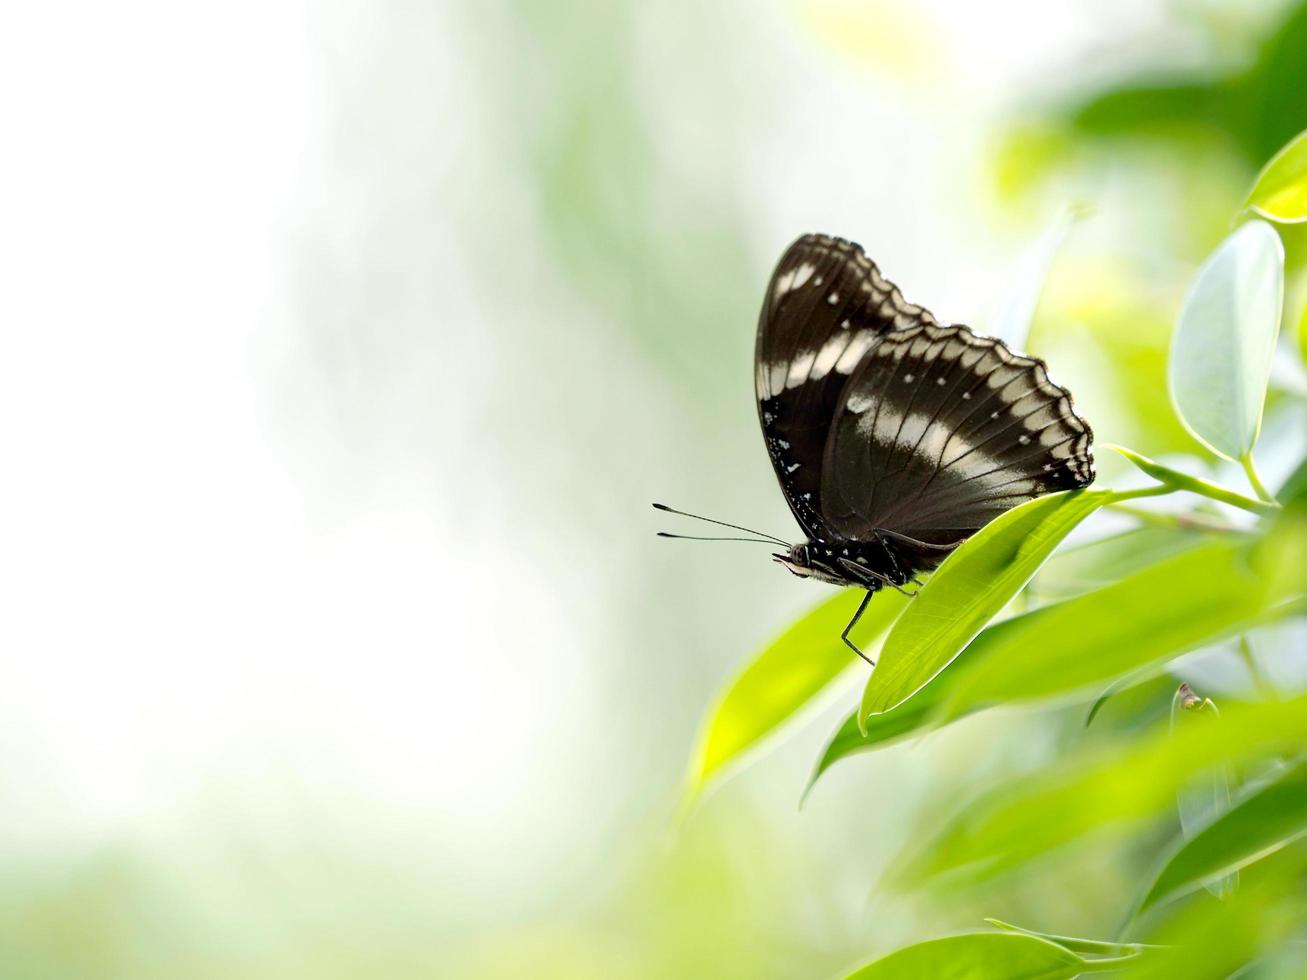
[755,234,935,539]
[819,322,1094,553]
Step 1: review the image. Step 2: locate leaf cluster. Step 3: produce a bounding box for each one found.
[683,126,1307,978]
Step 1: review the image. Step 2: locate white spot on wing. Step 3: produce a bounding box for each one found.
[835,330,876,374]
[811,334,850,381]
[773,262,815,298]
[787,350,816,388]
[846,390,875,413]
[768,361,787,398]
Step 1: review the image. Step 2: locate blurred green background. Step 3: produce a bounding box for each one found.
[2,0,1306,977]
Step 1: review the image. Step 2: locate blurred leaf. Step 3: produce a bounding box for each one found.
[804,640,977,799]
[1240,3,1307,166]
[1068,77,1232,142]
[1170,684,1237,900]
[1124,842,1307,980]
[797,0,936,84]
[1141,757,1307,913]
[684,588,910,804]
[940,539,1297,719]
[1084,672,1178,731]
[1032,266,1205,457]
[894,695,1307,889]
[1278,453,1307,504]
[1032,525,1219,601]
[1300,292,1307,362]
[1232,945,1307,980]
[989,208,1083,350]
[804,705,931,803]
[1169,220,1285,461]
[859,490,1112,726]
[1247,127,1307,223]
[838,932,1101,980]
[1051,4,1307,168]
[991,123,1078,205]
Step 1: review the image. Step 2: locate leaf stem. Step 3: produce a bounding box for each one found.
[1107,446,1279,516]
[1237,635,1276,700]
[1106,484,1173,503]
[983,919,1165,955]
[1240,452,1277,504]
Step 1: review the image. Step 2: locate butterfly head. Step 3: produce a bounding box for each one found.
[772,542,851,586]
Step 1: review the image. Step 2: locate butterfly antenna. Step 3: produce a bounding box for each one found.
[657,532,780,544]
[652,502,789,546]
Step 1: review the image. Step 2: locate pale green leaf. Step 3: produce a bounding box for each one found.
[1168,220,1284,461]
[1141,758,1307,912]
[893,695,1307,889]
[989,206,1082,350]
[1170,686,1237,899]
[1246,127,1307,224]
[939,540,1291,717]
[838,932,1090,980]
[859,490,1111,725]
[684,587,910,803]
[1122,844,1307,980]
[1031,525,1217,601]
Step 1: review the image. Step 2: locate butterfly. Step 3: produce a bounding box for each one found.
[657,233,1094,663]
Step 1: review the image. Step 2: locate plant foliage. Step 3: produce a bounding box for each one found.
[685,127,1307,976]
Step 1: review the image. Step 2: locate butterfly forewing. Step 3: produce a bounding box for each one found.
[756,234,935,539]
[819,322,1094,550]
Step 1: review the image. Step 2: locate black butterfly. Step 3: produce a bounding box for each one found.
[658,233,1093,663]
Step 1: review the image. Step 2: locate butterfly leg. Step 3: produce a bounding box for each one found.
[841,590,875,666]
[872,531,920,597]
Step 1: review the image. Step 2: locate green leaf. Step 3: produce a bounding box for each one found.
[804,644,969,800]
[989,206,1082,350]
[1141,757,1307,912]
[805,522,1223,789]
[859,490,1112,726]
[1032,525,1217,601]
[1120,842,1307,980]
[1168,220,1284,461]
[838,932,1094,980]
[1170,685,1237,900]
[1246,127,1307,224]
[683,587,910,804]
[984,920,1158,959]
[939,540,1292,717]
[893,695,1307,889]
